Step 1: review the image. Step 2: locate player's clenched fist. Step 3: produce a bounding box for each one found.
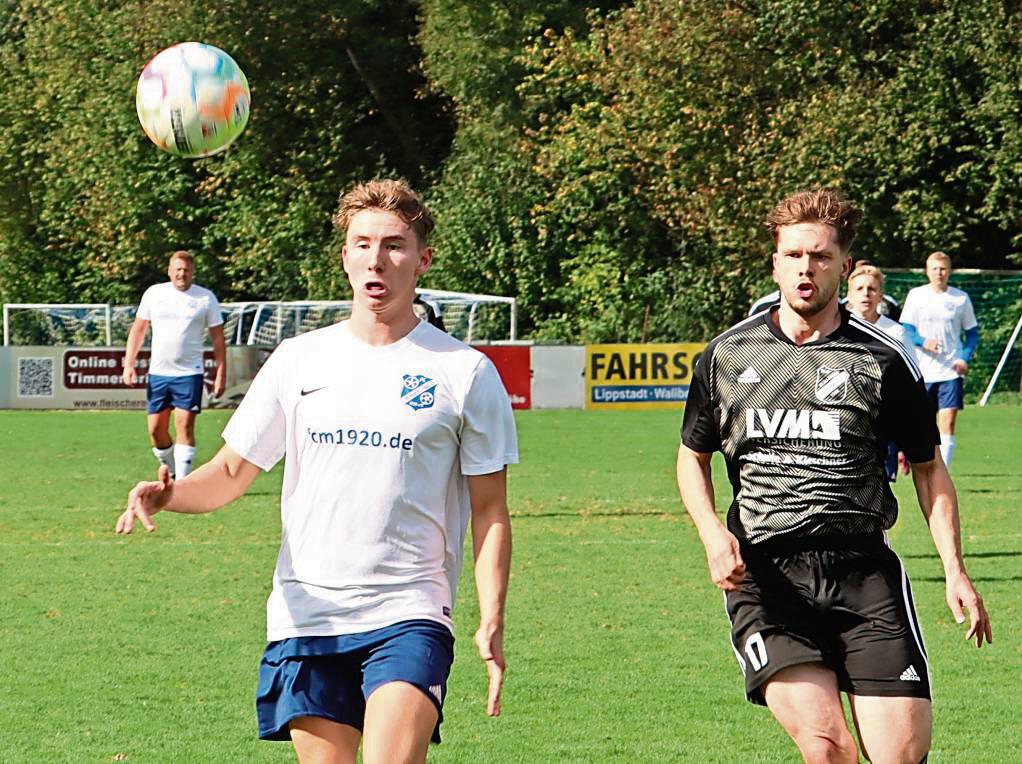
[116,465,173,534]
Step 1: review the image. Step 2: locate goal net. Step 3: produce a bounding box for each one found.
[883,270,1022,405]
[3,290,518,348]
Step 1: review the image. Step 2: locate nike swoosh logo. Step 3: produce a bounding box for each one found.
[300,386,328,397]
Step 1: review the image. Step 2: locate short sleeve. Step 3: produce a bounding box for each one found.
[899,290,918,326]
[681,344,721,453]
[222,346,288,471]
[459,357,519,475]
[206,291,224,328]
[136,286,155,320]
[879,353,939,463]
[961,294,978,332]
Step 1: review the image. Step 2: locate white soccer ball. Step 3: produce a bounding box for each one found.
[136,42,250,158]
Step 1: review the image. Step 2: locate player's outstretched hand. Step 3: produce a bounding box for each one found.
[946,571,992,648]
[703,526,746,591]
[474,620,505,717]
[116,465,173,534]
[923,337,941,353]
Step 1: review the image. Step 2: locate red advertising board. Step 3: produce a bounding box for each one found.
[474,345,531,410]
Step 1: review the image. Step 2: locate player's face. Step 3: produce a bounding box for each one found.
[168,257,194,291]
[847,274,882,320]
[926,257,950,290]
[772,223,849,318]
[342,209,432,313]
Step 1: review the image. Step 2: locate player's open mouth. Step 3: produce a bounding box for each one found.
[796,282,815,299]
[364,281,387,298]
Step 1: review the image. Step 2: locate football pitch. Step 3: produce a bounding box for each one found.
[1,407,1020,763]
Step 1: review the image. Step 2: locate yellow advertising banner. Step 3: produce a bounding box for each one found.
[585,343,707,410]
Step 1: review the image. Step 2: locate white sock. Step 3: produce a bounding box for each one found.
[174,444,197,479]
[152,445,175,476]
[940,435,956,470]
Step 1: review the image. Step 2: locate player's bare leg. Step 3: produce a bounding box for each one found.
[146,409,173,449]
[361,681,438,764]
[848,695,931,764]
[763,664,859,764]
[936,408,957,437]
[172,408,198,446]
[289,716,360,764]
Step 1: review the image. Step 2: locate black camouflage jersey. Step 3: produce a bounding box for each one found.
[682,306,939,546]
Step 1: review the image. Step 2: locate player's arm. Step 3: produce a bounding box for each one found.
[676,444,745,591]
[209,324,227,397]
[122,317,149,385]
[115,444,260,534]
[468,469,512,717]
[910,455,992,647]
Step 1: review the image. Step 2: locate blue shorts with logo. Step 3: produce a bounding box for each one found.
[926,378,965,411]
[146,374,204,415]
[257,619,455,744]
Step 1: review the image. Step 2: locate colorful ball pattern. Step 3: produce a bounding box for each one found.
[136,42,250,158]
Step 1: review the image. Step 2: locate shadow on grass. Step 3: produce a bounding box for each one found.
[511,509,675,519]
[912,575,1022,582]
[902,551,1022,559]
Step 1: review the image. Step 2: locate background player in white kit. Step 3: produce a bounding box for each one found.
[122,250,226,478]
[846,262,912,480]
[116,179,518,764]
[900,251,979,470]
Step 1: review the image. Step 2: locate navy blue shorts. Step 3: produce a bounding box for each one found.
[256,619,455,744]
[146,374,204,415]
[926,378,964,411]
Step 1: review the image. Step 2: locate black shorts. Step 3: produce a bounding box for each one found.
[724,534,930,705]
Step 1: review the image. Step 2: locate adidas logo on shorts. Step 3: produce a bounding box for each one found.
[899,665,921,682]
[429,683,444,703]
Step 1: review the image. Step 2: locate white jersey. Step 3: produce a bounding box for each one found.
[137,283,223,376]
[873,314,914,355]
[222,320,519,640]
[900,284,978,383]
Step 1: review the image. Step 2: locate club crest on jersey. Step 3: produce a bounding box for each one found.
[401,373,438,410]
[814,366,849,404]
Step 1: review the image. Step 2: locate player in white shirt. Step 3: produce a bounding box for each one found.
[116,180,518,764]
[122,251,226,478]
[900,251,980,469]
[846,263,913,480]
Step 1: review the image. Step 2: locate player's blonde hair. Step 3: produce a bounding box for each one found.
[927,250,951,266]
[848,262,885,287]
[766,188,864,253]
[332,179,435,245]
[168,250,194,265]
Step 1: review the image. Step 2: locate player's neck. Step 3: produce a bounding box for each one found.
[774,298,842,345]
[929,282,949,294]
[346,303,420,346]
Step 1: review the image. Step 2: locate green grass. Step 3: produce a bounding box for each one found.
[1,407,1020,763]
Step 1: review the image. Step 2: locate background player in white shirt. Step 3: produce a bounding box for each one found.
[900,251,980,469]
[122,251,226,478]
[116,180,518,764]
[846,262,913,480]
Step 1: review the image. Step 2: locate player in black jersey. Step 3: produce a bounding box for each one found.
[678,188,991,764]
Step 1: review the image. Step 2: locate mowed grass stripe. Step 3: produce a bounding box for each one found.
[0,407,1019,763]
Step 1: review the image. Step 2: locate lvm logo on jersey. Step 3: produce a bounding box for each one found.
[745,408,841,441]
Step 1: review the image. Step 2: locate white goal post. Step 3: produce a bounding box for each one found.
[3,289,518,347]
[979,310,1022,406]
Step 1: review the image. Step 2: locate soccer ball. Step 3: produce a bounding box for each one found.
[136,42,250,158]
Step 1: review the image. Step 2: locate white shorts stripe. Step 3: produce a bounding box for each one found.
[891,545,933,691]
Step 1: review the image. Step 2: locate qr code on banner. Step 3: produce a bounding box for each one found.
[18,357,55,398]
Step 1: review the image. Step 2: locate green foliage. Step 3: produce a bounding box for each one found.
[0,0,449,305]
[429,0,1022,341]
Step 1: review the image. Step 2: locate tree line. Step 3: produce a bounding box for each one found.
[2,0,1021,341]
